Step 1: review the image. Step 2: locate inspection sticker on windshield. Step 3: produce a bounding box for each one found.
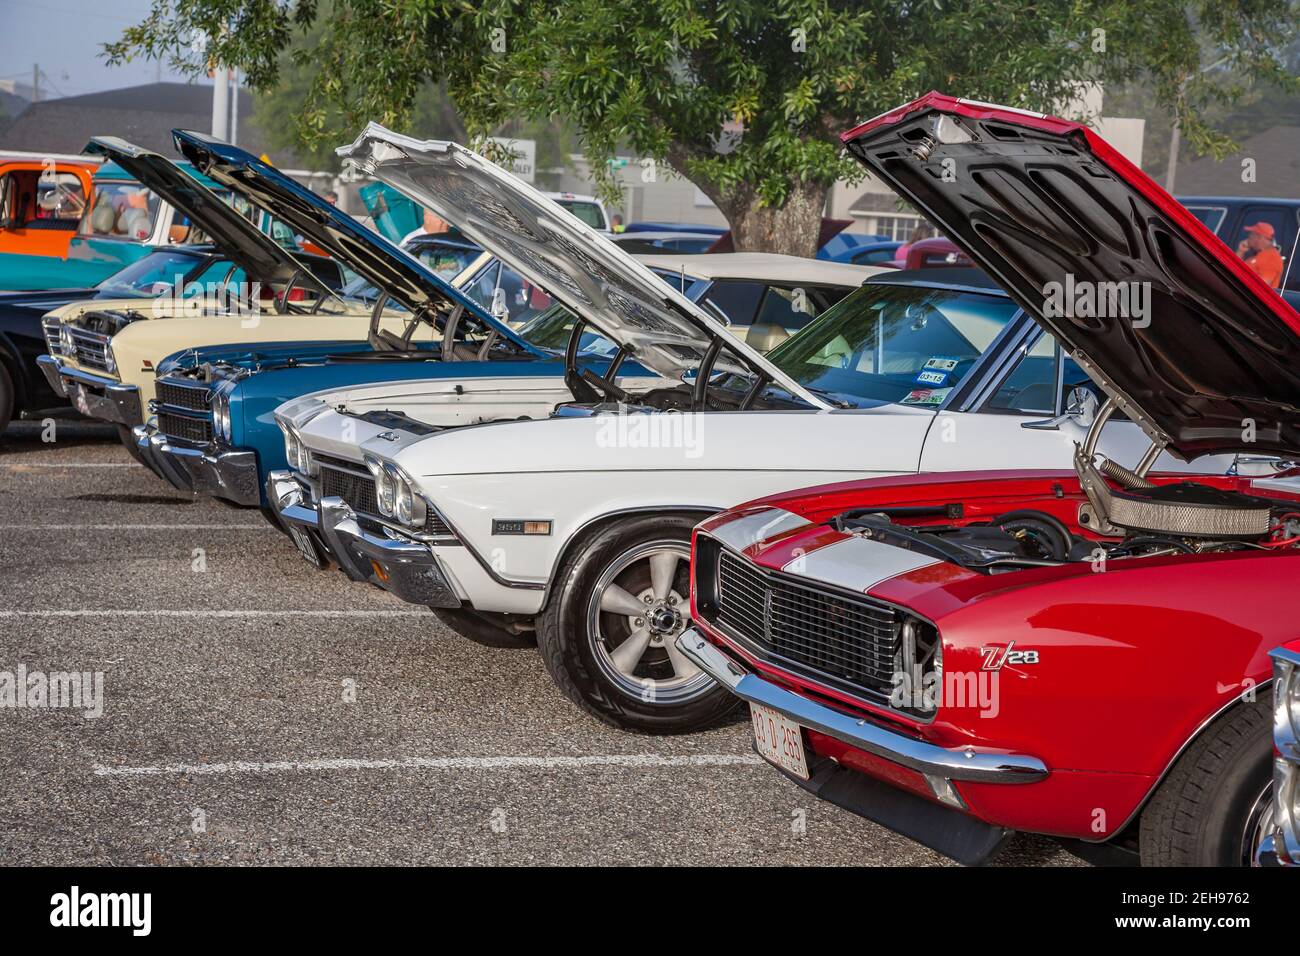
[901,387,950,406]
[916,357,958,387]
[923,357,959,371]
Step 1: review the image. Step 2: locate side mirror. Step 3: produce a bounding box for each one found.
[1064,386,1098,425]
[1022,386,1099,431]
[489,286,510,324]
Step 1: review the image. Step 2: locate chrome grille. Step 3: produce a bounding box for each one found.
[320,462,378,516]
[156,379,210,411]
[43,322,59,354]
[317,457,455,538]
[67,328,111,371]
[710,543,902,699]
[156,411,211,444]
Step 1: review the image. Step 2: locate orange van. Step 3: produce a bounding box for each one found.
[0,152,101,259]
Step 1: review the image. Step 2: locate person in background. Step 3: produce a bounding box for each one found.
[401,207,451,245]
[324,190,339,206]
[611,213,625,234]
[117,189,153,240]
[894,223,932,261]
[1236,222,1284,289]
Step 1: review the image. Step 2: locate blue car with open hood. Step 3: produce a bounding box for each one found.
[133,130,664,513]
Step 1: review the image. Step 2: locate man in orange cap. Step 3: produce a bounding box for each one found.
[1236,221,1284,288]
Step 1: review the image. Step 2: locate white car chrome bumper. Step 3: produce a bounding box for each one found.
[266,469,461,608]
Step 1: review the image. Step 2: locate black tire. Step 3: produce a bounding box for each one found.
[432,606,535,649]
[1139,698,1273,866]
[116,424,145,463]
[0,362,14,436]
[537,513,741,734]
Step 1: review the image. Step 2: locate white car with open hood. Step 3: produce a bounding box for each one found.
[268,125,1268,734]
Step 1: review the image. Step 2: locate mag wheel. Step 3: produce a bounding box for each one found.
[1139,698,1272,866]
[538,514,741,733]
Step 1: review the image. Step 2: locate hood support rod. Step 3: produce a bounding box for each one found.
[692,336,724,410]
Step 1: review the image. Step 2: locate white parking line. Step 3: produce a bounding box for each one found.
[0,524,272,530]
[94,754,766,776]
[0,462,143,468]
[0,609,429,618]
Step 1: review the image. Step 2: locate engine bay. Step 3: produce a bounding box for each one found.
[833,479,1300,575]
[69,308,148,337]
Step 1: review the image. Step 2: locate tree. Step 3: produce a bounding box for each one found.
[106,0,1300,256]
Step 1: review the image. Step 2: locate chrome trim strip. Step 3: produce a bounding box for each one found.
[948,311,1035,413]
[676,628,1048,784]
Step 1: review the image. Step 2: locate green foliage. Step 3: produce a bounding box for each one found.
[106,0,1299,251]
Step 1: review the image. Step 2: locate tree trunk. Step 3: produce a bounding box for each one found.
[663,143,831,258]
[713,179,830,258]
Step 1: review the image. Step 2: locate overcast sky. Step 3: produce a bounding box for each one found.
[1,0,199,98]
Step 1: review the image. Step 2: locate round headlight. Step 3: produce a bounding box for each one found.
[395,473,418,526]
[59,323,75,357]
[283,428,301,470]
[214,399,231,442]
[102,344,117,375]
[375,464,397,516]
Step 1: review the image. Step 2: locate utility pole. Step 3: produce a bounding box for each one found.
[211,66,229,141]
[31,63,38,103]
[1165,120,1180,193]
[230,70,239,146]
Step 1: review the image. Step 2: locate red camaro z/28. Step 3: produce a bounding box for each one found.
[676,93,1300,866]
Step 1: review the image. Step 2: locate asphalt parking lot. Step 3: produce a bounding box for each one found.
[0,420,1082,866]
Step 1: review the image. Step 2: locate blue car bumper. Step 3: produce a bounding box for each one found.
[135,424,261,507]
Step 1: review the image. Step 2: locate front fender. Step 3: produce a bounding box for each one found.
[912,551,1297,838]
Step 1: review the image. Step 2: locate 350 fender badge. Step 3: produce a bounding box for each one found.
[981,641,1040,670]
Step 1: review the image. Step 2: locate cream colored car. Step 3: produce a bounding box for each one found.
[36,255,460,451]
[636,252,877,351]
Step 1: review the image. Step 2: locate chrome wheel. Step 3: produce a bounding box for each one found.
[586,539,713,705]
[1242,780,1276,866]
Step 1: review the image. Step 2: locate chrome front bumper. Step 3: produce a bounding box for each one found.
[1258,645,1299,867]
[134,425,260,507]
[37,355,142,426]
[676,629,1048,785]
[266,469,459,608]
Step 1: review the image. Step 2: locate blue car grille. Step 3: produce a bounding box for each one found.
[155,379,210,411]
[157,411,212,444]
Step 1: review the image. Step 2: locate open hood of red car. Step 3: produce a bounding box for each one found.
[842,93,1300,460]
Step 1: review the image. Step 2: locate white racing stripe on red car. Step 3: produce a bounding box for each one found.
[781,535,941,593]
[709,507,808,553]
